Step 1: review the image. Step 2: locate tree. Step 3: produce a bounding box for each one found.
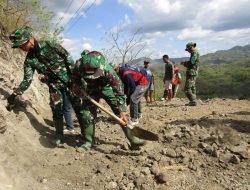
[0,0,63,42]
[104,27,147,65]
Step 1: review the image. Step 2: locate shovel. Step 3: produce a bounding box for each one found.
[89,95,159,141]
[70,84,159,141]
[31,56,159,141]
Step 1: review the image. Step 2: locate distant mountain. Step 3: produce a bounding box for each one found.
[128,57,189,67]
[153,57,189,65]
[128,44,250,66]
[201,44,250,64]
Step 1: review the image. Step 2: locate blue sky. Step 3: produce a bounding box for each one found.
[42,0,250,62]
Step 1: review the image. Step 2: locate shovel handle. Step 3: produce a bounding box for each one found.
[84,93,133,129]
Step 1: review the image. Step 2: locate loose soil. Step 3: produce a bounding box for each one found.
[0,39,249,190]
[0,97,249,190]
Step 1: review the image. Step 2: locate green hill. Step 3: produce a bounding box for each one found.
[149,44,250,99]
[131,44,250,67]
[201,44,250,64]
[196,60,250,99]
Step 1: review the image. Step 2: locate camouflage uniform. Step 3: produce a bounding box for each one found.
[8,27,83,144]
[182,42,200,105]
[72,51,145,151]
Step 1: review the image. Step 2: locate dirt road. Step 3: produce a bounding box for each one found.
[0,97,249,190]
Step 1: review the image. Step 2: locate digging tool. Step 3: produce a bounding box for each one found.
[76,87,159,141]
[66,83,159,141]
[26,54,159,141]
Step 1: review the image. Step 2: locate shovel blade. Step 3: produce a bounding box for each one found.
[6,104,15,111]
[131,126,159,141]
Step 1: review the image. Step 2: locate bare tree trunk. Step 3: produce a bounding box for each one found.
[105,27,147,66]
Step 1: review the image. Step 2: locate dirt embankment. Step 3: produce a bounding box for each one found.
[0,39,249,190]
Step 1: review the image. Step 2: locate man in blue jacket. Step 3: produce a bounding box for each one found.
[114,65,149,126]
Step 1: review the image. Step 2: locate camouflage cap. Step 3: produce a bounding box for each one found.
[80,51,106,79]
[185,42,196,51]
[81,49,90,56]
[9,26,33,48]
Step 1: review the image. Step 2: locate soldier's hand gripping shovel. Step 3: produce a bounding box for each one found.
[70,83,159,141]
[89,96,159,141]
[34,58,159,142]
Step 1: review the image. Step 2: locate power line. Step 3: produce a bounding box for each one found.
[65,0,97,33]
[64,0,74,15]
[57,0,74,26]
[64,0,87,29]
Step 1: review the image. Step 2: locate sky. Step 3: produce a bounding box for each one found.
[42,0,250,62]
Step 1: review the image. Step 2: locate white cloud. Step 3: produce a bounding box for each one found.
[62,38,77,52]
[43,0,250,58]
[61,38,79,60]
[96,23,102,29]
[82,43,92,50]
[119,0,250,32]
[79,12,87,18]
[61,37,93,60]
[178,27,250,42]
[124,14,131,26]
[42,0,103,25]
[145,31,166,39]
[118,0,202,32]
[155,0,182,14]
[144,31,167,45]
[108,14,132,33]
[82,37,91,41]
[211,28,250,42]
[177,27,212,40]
[117,0,250,57]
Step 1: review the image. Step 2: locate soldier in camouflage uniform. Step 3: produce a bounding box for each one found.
[7,26,84,145]
[181,42,200,106]
[71,50,145,151]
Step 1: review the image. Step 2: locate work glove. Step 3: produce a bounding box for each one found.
[6,93,17,111]
[7,93,17,105]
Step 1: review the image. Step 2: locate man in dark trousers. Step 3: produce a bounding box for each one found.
[163,54,174,102]
[181,42,200,106]
[71,51,145,151]
[7,26,84,145]
[114,64,149,126]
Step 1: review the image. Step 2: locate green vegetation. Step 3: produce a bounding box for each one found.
[0,0,63,41]
[197,60,250,99]
[201,45,250,65]
[151,60,250,100]
[151,66,186,100]
[150,44,250,100]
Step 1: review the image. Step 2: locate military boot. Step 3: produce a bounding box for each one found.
[78,124,95,152]
[122,127,146,150]
[185,93,193,103]
[75,112,85,135]
[185,101,197,106]
[52,118,64,146]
